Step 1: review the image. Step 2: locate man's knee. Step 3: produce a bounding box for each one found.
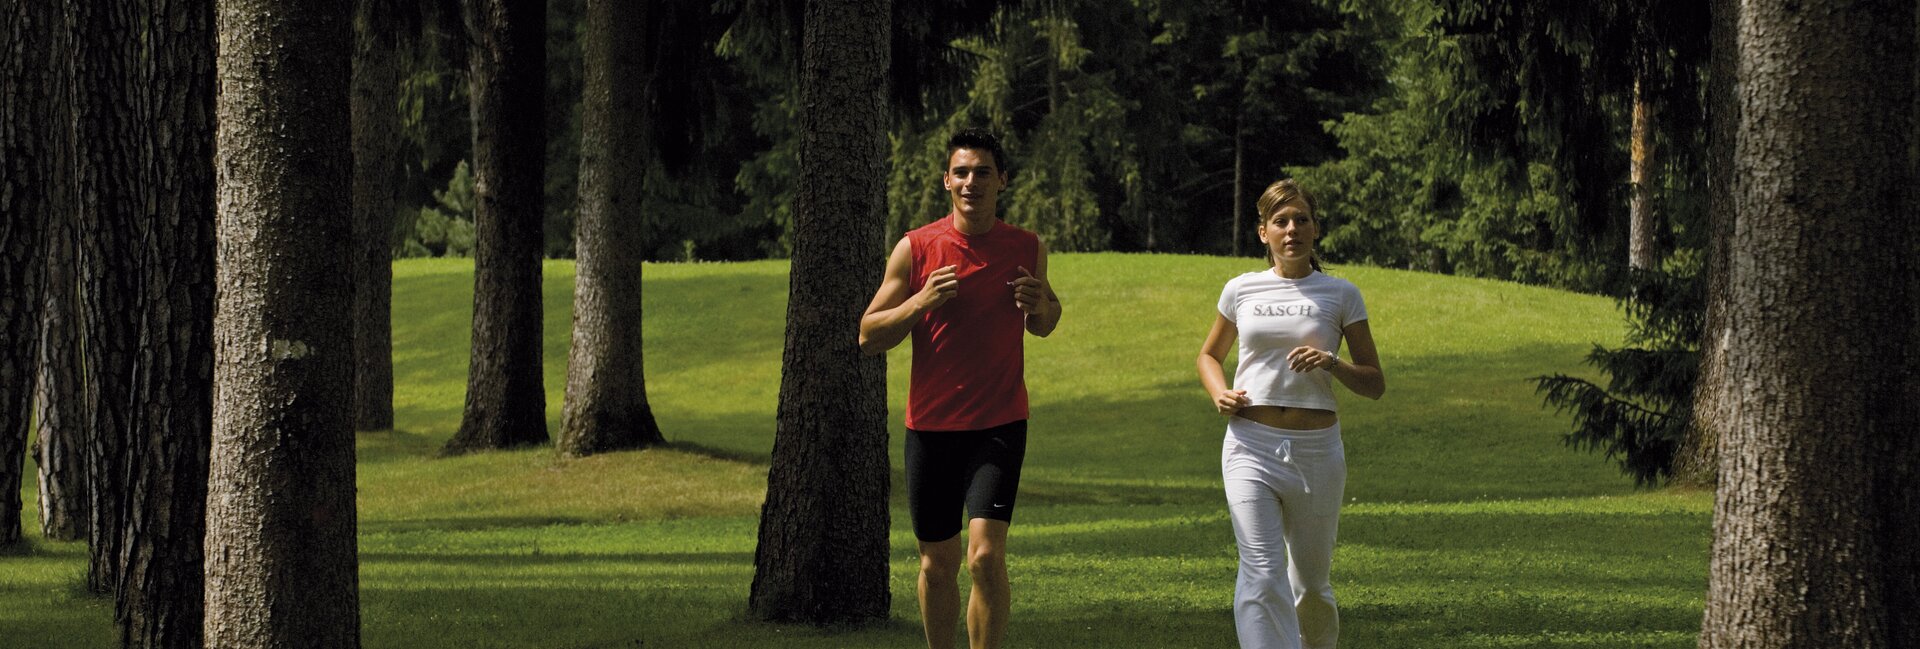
[920,538,964,584]
[966,541,1007,580]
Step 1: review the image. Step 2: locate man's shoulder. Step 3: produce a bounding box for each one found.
[991,219,1041,247]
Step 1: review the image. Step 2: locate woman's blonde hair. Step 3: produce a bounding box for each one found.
[1255,178,1321,271]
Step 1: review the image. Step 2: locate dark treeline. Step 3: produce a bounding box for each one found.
[409,0,1394,263]
[387,0,1709,296]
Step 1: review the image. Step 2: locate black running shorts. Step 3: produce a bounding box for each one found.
[904,419,1029,542]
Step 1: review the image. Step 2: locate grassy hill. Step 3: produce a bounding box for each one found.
[4,254,1710,648]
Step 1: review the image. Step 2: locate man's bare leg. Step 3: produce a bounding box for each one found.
[965,518,1011,649]
[919,534,965,649]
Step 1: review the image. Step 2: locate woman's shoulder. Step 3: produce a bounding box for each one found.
[1310,273,1368,313]
[1311,271,1362,291]
[1222,269,1270,290]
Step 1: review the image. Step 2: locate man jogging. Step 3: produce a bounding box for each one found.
[860,128,1062,649]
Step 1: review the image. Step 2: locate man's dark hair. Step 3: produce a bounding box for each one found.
[946,128,1011,175]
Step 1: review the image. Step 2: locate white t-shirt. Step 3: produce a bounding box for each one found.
[1217,270,1369,412]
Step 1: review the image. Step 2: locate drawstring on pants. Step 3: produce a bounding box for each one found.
[1275,439,1308,495]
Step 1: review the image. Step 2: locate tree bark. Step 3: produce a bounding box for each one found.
[558,0,664,457]
[445,0,549,454]
[205,1,361,647]
[1699,1,1917,647]
[351,0,403,432]
[1,0,55,550]
[61,5,217,646]
[1675,0,1737,489]
[113,2,218,647]
[1232,113,1245,259]
[35,204,86,542]
[748,0,892,626]
[32,26,85,538]
[69,0,146,595]
[1628,75,1659,271]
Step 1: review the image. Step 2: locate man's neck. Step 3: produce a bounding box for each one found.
[952,210,997,235]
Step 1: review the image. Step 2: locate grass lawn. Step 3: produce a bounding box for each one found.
[3,253,1710,648]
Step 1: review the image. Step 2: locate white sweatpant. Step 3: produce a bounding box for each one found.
[1222,418,1345,649]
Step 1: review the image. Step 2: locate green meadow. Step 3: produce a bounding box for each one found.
[4,254,1711,648]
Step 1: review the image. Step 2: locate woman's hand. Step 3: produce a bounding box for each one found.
[1286,346,1338,373]
[1215,388,1251,415]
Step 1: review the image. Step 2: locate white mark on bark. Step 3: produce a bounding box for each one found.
[269,339,311,360]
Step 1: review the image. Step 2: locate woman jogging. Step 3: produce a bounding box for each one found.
[1195,178,1386,649]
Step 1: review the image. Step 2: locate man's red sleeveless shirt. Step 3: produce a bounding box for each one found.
[905,214,1039,432]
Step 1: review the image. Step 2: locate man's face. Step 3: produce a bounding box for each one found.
[943,147,1007,219]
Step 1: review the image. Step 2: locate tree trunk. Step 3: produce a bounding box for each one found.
[748,0,892,626]
[558,0,664,457]
[69,0,143,595]
[205,1,361,647]
[1698,1,1918,647]
[1146,208,1155,251]
[35,205,86,542]
[1232,113,1245,258]
[112,2,218,647]
[445,0,550,454]
[1,0,55,549]
[351,0,403,432]
[1628,75,1659,271]
[31,21,85,539]
[62,5,218,645]
[1675,0,1737,489]
[1042,0,1067,153]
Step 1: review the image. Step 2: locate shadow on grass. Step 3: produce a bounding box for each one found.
[1339,597,1699,648]
[1010,605,1239,648]
[1017,477,1222,507]
[0,537,114,649]
[1339,508,1709,555]
[666,440,771,467]
[0,604,116,649]
[355,583,926,649]
[0,539,34,557]
[361,516,599,534]
[357,423,778,468]
[361,549,753,567]
[0,535,91,559]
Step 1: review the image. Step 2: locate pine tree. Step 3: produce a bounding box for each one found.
[557,0,666,456]
[748,0,892,625]
[351,0,406,432]
[204,0,362,645]
[444,0,551,453]
[1698,0,1918,645]
[1,0,55,549]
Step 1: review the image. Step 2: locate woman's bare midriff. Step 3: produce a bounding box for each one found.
[1236,405,1337,431]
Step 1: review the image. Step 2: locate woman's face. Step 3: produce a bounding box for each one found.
[1258,196,1318,264]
